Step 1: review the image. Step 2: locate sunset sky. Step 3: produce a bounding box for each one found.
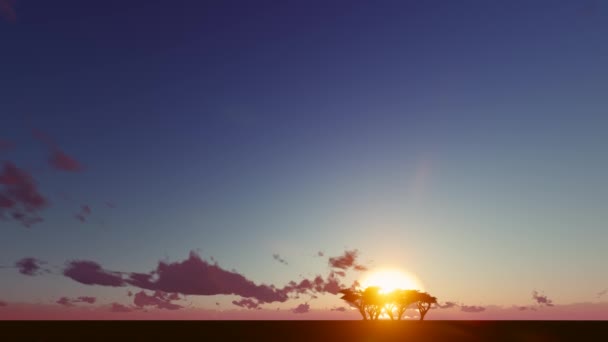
[1,0,608,319]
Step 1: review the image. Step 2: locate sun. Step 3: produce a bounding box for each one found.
[360,269,423,293]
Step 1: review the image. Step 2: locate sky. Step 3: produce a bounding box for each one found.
[1,0,608,319]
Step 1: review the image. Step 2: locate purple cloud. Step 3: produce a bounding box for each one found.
[109,303,133,313]
[597,289,607,299]
[75,205,92,222]
[291,303,310,314]
[460,305,486,313]
[15,257,44,276]
[328,249,367,271]
[232,298,261,310]
[49,149,84,172]
[56,297,74,307]
[133,291,182,310]
[0,162,48,227]
[331,306,347,312]
[76,296,96,304]
[532,290,554,307]
[63,260,126,287]
[0,300,7,307]
[272,253,288,265]
[126,251,289,304]
[438,301,458,309]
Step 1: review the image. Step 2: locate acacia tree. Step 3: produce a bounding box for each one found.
[361,286,385,320]
[339,287,437,321]
[386,289,418,320]
[413,291,437,320]
[339,288,367,320]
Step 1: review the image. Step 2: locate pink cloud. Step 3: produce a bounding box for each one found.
[460,305,486,313]
[0,162,48,227]
[331,306,347,312]
[232,298,261,310]
[75,205,92,222]
[0,301,7,307]
[56,297,74,307]
[133,291,182,310]
[328,249,367,271]
[532,290,554,307]
[15,257,44,276]
[291,303,310,314]
[63,260,126,287]
[49,149,84,172]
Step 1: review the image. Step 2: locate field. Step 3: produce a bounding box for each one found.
[2,321,607,341]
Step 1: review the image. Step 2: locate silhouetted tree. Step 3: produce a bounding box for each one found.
[361,286,385,320]
[413,291,437,320]
[339,286,438,321]
[339,288,367,320]
[386,289,418,320]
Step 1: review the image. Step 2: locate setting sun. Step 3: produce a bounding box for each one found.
[360,269,423,293]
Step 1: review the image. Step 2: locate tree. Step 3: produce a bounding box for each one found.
[361,286,385,320]
[413,291,437,320]
[339,288,367,320]
[386,289,418,320]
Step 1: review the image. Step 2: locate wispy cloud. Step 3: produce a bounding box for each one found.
[532,290,554,307]
[0,0,16,23]
[460,305,486,313]
[0,162,48,227]
[75,205,92,222]
[133,291,182,310]
[15,258,45,276]
[328,249,367,271]
[272,253,288,266]
[109,302,133,313]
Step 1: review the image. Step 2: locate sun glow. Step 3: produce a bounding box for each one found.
[360,269,423,293]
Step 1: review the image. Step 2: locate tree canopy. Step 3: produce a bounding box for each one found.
[339,287,437,320]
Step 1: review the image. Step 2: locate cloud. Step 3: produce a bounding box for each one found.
[328,249,367,271]
[331,306,347,312]
[0,300,6,307]
[75,205,92,222]
[0,0,16,23]
[460,305,486,313]
[317,251,324,257]
[291,303,310,314]
[532,290,554,307]
[133,291,182,310]
[57,249,363,307]
[31,129,84,172]
[49,149,84,172]
[109,303,133,313]
[0,162,48,227]
[272,254,288,266]
[15,257,44,276]
[126,251,289,304]
[63,260,126,287]
[56,297,74,307]
[76,296,96,304]
[232,298,261,310]
[437,301,458,309]
[597,289,607,298]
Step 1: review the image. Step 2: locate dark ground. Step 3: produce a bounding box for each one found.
[1,321,607,341]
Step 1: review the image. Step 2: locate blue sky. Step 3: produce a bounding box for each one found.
[1,0,607,316]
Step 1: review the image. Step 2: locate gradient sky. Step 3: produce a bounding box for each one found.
[1,0,608,319]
